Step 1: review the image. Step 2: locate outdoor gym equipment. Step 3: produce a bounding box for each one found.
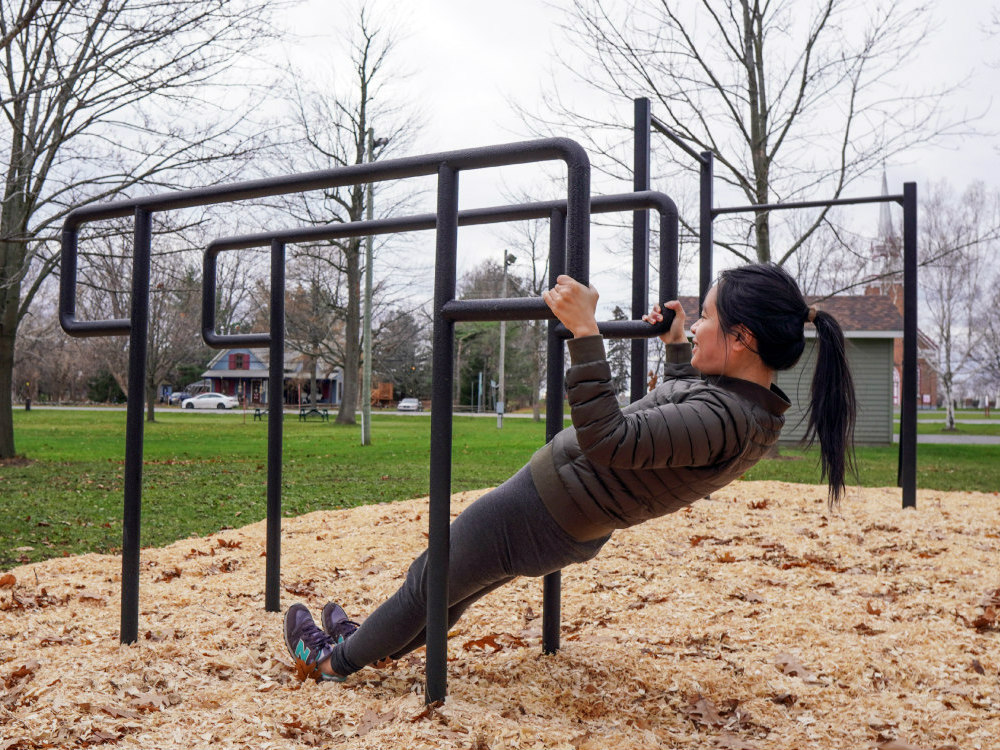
[60,136,679,705]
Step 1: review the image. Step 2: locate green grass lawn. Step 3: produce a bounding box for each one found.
[2,409,998,568]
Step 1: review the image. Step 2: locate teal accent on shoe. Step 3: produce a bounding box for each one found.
[295,640,311,662]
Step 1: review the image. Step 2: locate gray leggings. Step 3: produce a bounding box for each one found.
[328,465,609,676]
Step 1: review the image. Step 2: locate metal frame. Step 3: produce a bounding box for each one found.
[60,131,680,703]
[633,97,917,510]
[201,190,679,702]
[60,138,592,649]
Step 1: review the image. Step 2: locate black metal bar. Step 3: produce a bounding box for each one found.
[426,165,459,705]
[712,194,905,216]
[120,208,152,644]
[61,138,590,337]
[201,192,678,348]
[899,182,918,509]
[699,151,714,310]
[63,139,590,225]
[650,115,708,165]
[542,208,567,656]
[202,246,270,347]
[441,297,551,322]
[265,240,286,611]
[59,224,130,337]
[632,98,651,402]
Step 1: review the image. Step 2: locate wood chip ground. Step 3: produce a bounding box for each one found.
[1,481,998,749]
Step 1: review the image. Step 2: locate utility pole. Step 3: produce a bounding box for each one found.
[497,251,516,429]
[361,128,388,446]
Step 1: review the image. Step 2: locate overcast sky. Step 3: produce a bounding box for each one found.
[285,0,999,308]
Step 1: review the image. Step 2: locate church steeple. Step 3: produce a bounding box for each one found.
[878,170,896,242]
[868,168,903,308]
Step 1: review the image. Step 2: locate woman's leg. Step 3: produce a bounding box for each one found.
[327,465,608,676]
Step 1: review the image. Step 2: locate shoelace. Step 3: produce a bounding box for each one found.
[300,621,335,655]
[329,618,360,643]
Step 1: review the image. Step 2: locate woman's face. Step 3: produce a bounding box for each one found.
[689,285,736,375]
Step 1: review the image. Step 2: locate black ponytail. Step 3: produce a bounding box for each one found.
[715,263,857,506]
[803,310,857,506]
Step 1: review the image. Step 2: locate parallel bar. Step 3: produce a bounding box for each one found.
[542,208,567,656]
[632,98,651,402]
[699,152,714,310]
[426,165,460,705]
[120,208,152,645]
[265,240,286,611]
[713,194,905,216]
[63,139,590,225]
[62,138,591,338]
[202,191,677,348]
[899,183,918,509]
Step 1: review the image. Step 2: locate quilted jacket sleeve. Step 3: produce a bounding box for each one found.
[564,335,749,470]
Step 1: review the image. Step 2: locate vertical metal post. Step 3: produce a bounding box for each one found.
[699,151,714,310]
[265,240,286,611]
[497,251,513,429]
[426,164,459,704]
[631,98,651,401]
[120,208,152,645]
[899,182,917,509]
[362,130,375,446]
[542,208,567,655]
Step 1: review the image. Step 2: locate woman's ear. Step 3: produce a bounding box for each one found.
[732,325,758,354]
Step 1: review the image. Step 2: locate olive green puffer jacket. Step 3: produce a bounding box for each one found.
[530,335,790,542]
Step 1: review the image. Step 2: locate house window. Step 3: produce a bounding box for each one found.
[229,353,247,370]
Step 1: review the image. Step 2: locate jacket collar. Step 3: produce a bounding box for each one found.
[707,374,791,416]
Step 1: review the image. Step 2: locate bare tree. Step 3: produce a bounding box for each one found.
[0,0,280,456]
[533,0,971,266]
[78,230,209,422]
[920,181,1000,430]
[499,215,550,420]
[269,3,419,425]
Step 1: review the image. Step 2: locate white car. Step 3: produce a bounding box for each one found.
[397,397,423,412]
[181,392,239,410]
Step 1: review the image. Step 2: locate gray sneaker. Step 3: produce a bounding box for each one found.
[283,603,344,682]
[320,601,360,643]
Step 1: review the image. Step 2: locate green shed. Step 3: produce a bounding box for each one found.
[774,294,902,446]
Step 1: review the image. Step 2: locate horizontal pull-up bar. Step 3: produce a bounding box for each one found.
[713,193,905,216]
[61,139,589,226]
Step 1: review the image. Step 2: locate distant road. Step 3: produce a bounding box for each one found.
[21,405,1000,441]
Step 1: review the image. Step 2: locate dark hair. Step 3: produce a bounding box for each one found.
[714,263,857,506]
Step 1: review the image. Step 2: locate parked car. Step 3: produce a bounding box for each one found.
[397,397,423,412]
[168,390,191,405]
[182,392,239,410]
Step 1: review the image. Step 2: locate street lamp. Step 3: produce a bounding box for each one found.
[497,250,516,429]
[362,128,389,446]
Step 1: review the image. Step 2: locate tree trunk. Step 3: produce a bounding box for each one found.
[943,373,956,431]
[336,237,362,424]
[0,236,24,458]
[0,321,17,458]
[310,358,319,404]
[145,370,157,423]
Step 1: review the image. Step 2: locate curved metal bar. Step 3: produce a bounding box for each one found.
[61,137,590,338]
[201,190,678,347]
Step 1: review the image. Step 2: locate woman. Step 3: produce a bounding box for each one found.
[283,262,856,682]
